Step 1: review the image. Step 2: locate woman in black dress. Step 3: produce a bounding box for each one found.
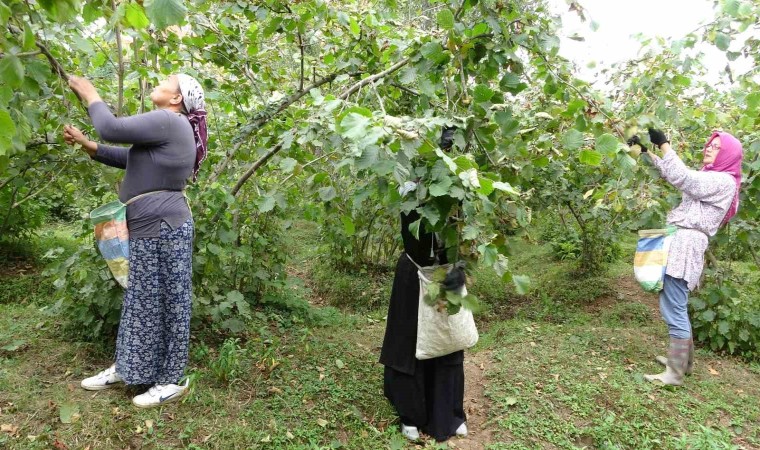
[379,128,467,442]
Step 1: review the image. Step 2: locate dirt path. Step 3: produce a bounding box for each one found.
[450,349,495,449]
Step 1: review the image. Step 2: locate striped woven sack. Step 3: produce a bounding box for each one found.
[633,226,677,293]
[89,191,169,288]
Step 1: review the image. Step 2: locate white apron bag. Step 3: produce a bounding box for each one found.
[408,254,479,360]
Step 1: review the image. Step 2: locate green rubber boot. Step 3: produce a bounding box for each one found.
[645,338,690,386]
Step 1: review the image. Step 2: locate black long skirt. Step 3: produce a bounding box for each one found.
[380,254,466,442]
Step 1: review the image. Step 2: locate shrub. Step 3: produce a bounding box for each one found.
[690,268,760,361]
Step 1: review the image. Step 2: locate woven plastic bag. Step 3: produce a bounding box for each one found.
[634,226,677,293]
[90,200,130,288]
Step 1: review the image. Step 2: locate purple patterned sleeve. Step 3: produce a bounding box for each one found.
[652,151,733,204]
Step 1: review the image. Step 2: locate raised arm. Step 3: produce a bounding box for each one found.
[68,76,171,145]
[650,145,734,204]
[88,102,171,145]
[63,124,128,169]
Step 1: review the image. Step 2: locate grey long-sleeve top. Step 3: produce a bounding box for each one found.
[89,101,195,238]
[650,150,736,291]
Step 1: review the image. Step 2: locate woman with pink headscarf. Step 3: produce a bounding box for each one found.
[628,128,743,386]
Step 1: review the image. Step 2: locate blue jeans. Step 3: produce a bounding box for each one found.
[659,275,691,339]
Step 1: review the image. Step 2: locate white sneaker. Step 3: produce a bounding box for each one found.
[81,365,123,391]
[401,424,420,441]
[132,380,189,408]
[456,422,468,436]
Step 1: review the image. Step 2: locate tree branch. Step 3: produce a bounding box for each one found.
[297,31,305,92]
[338,57,411,100]
[230,144,283,197]
[281,151,337,185]
[111,0,125,116]
[15,28,87,110]
[565,201,587,235]
[208,72,341,182]
[11,162,70,209]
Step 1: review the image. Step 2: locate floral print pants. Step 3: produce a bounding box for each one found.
[115,220,193,385]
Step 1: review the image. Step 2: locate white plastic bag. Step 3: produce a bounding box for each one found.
[412,259,479,360]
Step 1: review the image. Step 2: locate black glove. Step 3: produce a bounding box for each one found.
[627,135,647,153]
[439,126,457,151]
[442,261,466,291]
[648,128,669,147]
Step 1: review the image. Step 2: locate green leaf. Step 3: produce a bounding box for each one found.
[472,22,489,36]
[718,321,730,336]
[460,293,480,312]
[339,113,371,140]
[0,55,24,89]
[0,108,16,156]
[462,225,479,240]
[473,84,494,103]
[715,32,731,51]
[221,318,246,333]
[746,92,760,111]
[399,66,417,85]
[356,145,379,170]
[226,290,251,319]
[512,275,531,295]
[446,290,462,305]
[59,403,79,424]
[500,72,527,94]
[723,0,740,17]
[125,2,150,28]
[419,204,440,226]
[22,24,36,51]
[1,339,25,352]
[424,282,441,305]
[437,9,455,30]
[349,18,361,38]
[70,35,93,53]
[477,177,494,196]
[579,149,602,166]
[492,181,518,195]
[0,2,10,24]
[429,176,453,197]
[562,129,584,150]
[279,157,297,173]
[673,74,691,87]
[257,195,275,213]
[318,186,337,202]
[702,309,716,322]
[595,133,618,155]
[38,0,80,21]
[341,216,355,236]
[494,255,509,277]
[420,41,445,64]
[479,244,498,267]
[144,0,187,29]
[408,219,421,240]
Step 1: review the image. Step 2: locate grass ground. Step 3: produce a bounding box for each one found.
[0,223,758,449]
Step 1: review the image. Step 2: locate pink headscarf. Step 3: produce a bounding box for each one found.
[702,132,743,224]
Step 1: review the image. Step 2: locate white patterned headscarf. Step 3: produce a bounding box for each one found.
[176,74,208,182]
[177,74,205,112]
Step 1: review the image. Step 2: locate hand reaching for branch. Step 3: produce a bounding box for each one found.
[63,125,97,157]
[68,76,102,106]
